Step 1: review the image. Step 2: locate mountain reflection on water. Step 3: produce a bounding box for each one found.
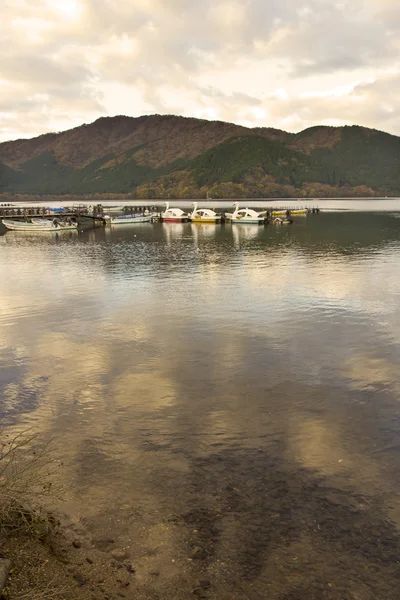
[1,212,400,599]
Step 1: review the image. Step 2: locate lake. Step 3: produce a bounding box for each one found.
[1,210,400,599]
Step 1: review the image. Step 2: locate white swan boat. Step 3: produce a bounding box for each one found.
[104,214,152,224]
[161,202,189,222]
[2,219,78,231]
[225,202,265,224]
[189,203,221,223]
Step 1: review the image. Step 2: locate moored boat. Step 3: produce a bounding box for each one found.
[104,214,152,224]
[46,207,66,215]
[290,209,308,216]
[271,209,308,216]
[2,219,77,231]
[103,205,127,214]
[272,217,293,225]
[30,218,77,226]
[161,202,189,222]
[225,202,265,224]
[189,203,221,223]
[30,218,54,225]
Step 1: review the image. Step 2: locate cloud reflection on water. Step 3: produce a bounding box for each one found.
[1,214,400,593]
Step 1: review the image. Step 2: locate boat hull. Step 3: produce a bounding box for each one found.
[107,215,152,224]
[231,218,264,224]
[162,217,189,222]
[271,210,307,216]
[31,219,55,225]
[273,217,293,225]
[226,206,265,224]
[190,217,221,223]
[2,219,77,231]
[104,206,127,214]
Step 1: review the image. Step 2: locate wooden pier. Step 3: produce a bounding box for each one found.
[0,203,320,227]
[0,205,107,226]
[0,203,166,224]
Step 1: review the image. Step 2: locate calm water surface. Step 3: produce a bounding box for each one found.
[1,212,400,599]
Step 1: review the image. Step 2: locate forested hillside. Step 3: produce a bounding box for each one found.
[0,115,399,198]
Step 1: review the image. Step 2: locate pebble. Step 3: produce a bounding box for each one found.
[192,587,207,598]
[111,549,130,561]
[93,538,116,550]
[73,571,87,586]
[124,561,136,574]
[190,546,206,560]
[72,540,82,549]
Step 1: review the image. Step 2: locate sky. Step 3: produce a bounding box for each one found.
[1,0,400,142]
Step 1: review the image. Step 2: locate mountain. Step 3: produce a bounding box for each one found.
[0,115,399,199]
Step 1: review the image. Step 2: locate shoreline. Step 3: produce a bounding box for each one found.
[2,457,400,600]
[1,197,400,213]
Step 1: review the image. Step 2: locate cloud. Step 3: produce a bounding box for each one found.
[270,1,396,77]
[1,0,400,141]
[259,71,400,133]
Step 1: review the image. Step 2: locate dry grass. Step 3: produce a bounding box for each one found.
[13,581,69,600]
[0,429,64,534]
[0,430,73,599]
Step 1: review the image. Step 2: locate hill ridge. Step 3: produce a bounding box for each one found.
[0,115,399,198]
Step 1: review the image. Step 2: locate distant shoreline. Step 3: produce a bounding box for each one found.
[2,197,400,214]
[1,195,399,205]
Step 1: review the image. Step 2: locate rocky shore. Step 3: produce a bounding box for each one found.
[2,450,400,600]
[1,522,139,600]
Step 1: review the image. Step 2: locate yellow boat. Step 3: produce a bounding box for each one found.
[191,215,220,223]
[270,209,308,216]
[290,209,308,216]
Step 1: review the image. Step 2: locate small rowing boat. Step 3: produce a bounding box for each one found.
[272,217,293,225]
[30,218,54,225]
[2,219,78,231]
[104,214,152,224]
